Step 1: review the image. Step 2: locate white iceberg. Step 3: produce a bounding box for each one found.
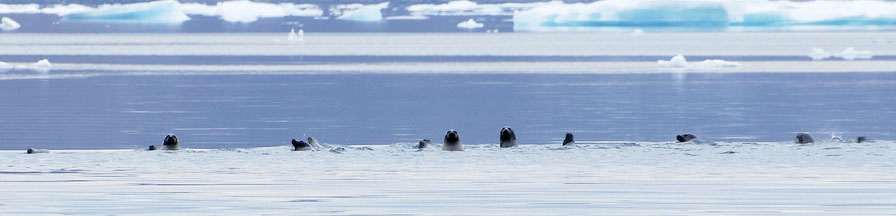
[29,59,51,73]
[0,17,20,31]
[62,0,189,24]
[181,1,322,23]
[839,47,873,60]
[0,61,12,72]
[337,2,389,22]
[657,55,740,70]
[456,18,483,29]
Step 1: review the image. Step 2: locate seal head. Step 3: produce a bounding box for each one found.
[162,134,180,150]
[499,127,517,148]
[676,134,697,142]
[443,129,463,151]
[417,139,432,149]
[795,133,814,144]
[562,133,575,146]
[292,139,312,151]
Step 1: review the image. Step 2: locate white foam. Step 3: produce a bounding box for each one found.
[0,17,20,31]
[337,2,389,22]
[839,47,873,60]
[456,18,484,29]
[657,55,740,70]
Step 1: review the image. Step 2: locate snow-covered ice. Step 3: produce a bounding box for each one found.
[337,2,389,22]
[287,28,303,44]
[28,59,51,73]
[809,47,832,60]
[0,17,20,31]
[457,18,484,29]
[839,47,873,60]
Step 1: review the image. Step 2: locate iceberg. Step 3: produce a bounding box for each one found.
[457,18,484,29]
[337,2,389,22]
[62,0,189,23]
[180,1,322,23]
[0,17,20,31]
[808,47,832,60]
[657,55,740,70]
[514,0,896,31]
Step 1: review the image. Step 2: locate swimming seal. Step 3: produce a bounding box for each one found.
[795,133,814,144]
[443,129,463,151]
[676,134,697,142]
[307,137,323,149]
[417,139,432,149]
[162,134,180,150]
[562,133,575,146]
[147,145,157,151]
[26,148,48,154]
[857,136,867,143]
[499,127,517,148]
[292,139,312,151]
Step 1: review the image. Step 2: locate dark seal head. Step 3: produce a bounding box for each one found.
[563,133,575,146]
[147,145,157,151]
[417,139,432,149]
[292,139,312,151]
[443,129,463,151]
[26,148,48,154]
[676,134,697,142]
[857,136,867,143]
[499,127,517,148]
[795,133,814,144]
[162,134,180,150]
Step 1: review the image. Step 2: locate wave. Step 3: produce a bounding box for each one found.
[513,0,896,31]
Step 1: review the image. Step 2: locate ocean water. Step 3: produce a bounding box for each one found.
[1,32,896,214]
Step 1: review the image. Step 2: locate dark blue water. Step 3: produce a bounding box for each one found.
[1,72,894,149]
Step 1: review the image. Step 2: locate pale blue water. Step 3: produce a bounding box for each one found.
[2,72,894,149]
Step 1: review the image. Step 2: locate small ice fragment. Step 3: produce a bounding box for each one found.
[630,28,644,36]
[1,17,21,31]
[0,61,11,72]
[29,59,51,73]
[287,28,304,44]
[457,18,484,29]
[808,47,831,60]
[839,47,873,60]
[657,54,688,68]
[692,59,740,68]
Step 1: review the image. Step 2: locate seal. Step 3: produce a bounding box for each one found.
[795,133,814,144]
[857,136,867,143]
[147,145,157,151]
[443,129,463,151]
[161,134,180,150]
[562,133,575,146]
[499,127,517,148]
[307,137,323,149]
[417,139,432,149]
[292,139,313,151]
[26,148,48,154]
[676,134,697,142]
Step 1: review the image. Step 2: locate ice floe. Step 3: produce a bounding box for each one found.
[29,59,51,73]
[0,61,11,72]
[181,1,321,23]
[0,17,20,31]
[809,47,873,60]
[657,55,740,70]
[457,18,483,29]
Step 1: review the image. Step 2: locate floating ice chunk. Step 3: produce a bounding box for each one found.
[808,47,831,60]
[0,61,11,72]
[29,59,51,73]
[337,2,389,22]
[630,29,644,36]
[657,55,689,68]
[457,18,484,29]
[181,1,322,23]
[839,47,873,60]
[62,0,189,23]
[287,28,304,44]
[0,17,20,31]
[658,55,739,70]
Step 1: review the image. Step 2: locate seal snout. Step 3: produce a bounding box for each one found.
[160,134,180,150]
[417,139,432,149]
[292,138,312,151]
[499,127,517,148]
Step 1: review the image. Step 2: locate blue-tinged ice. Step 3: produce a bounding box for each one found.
[337,2,389,22]
[62,0,189,24]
